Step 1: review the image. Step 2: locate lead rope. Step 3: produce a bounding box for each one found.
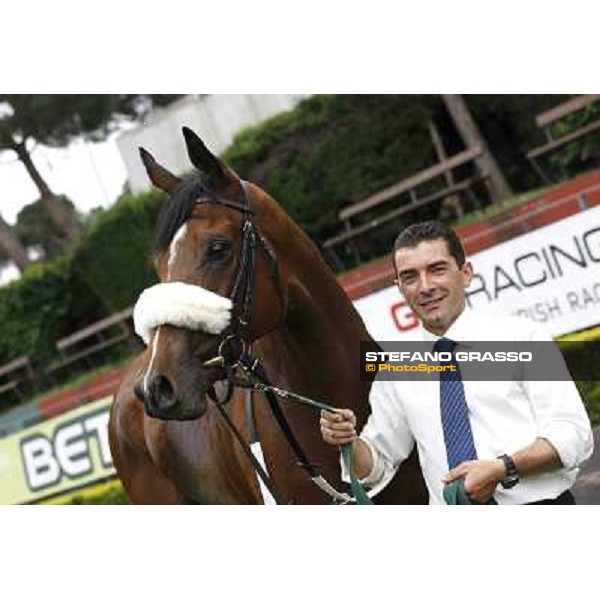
[205,181,371,503]
[238,356,374,505]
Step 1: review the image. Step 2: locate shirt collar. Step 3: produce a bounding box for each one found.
[420,305,476,347]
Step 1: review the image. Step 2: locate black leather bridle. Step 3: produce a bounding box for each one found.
[195,180,282,380]
[178,180,370,504]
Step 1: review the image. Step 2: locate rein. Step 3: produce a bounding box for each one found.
[195,181,372,505]
[236,354,373,505]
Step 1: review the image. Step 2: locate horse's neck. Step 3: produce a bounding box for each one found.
[257,245,371,416]
[289,269,367,354]
[252,194,373,415]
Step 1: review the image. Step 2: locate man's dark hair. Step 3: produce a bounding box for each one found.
[394,220,465,267]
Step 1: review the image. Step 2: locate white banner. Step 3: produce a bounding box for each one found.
[354,205,600,339]
[0,396,114,505]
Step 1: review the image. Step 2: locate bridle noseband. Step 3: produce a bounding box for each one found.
[193,181,281,378]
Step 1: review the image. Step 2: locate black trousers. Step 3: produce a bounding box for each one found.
[526,490,576,505]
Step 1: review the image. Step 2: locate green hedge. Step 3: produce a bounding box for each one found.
[558,327,600,427]
[222,94,576,246]
[0,190,163,370]
[546,101,600,175]
[2,94,598,382]
[0,256,105,365]
[71,189,163,311]
[42,479,130,505]
[583,385,600,428]
[558,329,600,385]
[223,95,439,240]
[66,482,129,505]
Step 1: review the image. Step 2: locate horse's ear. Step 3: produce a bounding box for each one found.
[139,147,182,193]
[182,127,238,190]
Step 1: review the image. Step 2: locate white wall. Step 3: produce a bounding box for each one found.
[117,94,307,193]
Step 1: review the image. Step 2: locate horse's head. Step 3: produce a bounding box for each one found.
[133,127,285,420]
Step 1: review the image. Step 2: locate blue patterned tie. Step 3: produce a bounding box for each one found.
[434,337,478,469]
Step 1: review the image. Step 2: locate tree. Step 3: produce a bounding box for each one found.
[0,95,180,242]
[0,213,30,271]
[15,195,78,260]
[442,94,513,203]
[0,196,79,274]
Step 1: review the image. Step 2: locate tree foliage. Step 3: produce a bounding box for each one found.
[14,195,78,260]
[0,95,180,147]
[223,95,576,247]
[0,214,30,271]
[0,256,106,365]
[0,94,181,264]
[3,94,599,376]
[223,95,439,237]
[71,189,163,312]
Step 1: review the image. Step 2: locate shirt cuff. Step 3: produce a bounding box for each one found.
[340,437,387,488]
[359,438,387,487]
[538,422,593,470]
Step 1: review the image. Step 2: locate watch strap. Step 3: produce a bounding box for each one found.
[498,454,519,489]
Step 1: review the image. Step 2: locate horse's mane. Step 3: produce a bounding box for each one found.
[152,177,217,257]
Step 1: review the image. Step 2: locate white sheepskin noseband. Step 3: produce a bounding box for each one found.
[133,282,232,345]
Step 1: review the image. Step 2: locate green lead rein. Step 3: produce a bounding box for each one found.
[443,478,498,505]
[243,367,498,506]
[340,442,374,505]
[243,373,374,505]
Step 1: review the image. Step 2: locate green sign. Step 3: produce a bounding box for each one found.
[0,396,115,504]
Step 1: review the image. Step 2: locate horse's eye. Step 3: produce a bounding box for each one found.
[205,238,231,262]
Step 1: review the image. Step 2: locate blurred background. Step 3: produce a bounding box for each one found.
[0,93,599,504]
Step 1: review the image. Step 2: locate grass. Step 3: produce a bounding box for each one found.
[30,353,134,404]
[557,327,600,427]
[0,350,136,422]
[450,185,555,230]
[38,478,129,505]
[338,182,557,278]
[558,326,600,343]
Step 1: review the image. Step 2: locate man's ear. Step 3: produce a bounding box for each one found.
[139,147,182,193]
[461,261,474,288]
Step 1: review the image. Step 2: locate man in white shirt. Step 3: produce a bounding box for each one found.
[321,220,594,504]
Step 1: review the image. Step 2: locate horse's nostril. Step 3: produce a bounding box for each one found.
[148,373,177,411]
[134,381,145,402]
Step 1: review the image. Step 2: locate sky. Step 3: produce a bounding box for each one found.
[0,128,135,284]
[0,131,130,226]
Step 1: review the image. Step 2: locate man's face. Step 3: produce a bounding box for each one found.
[394,238,473,335]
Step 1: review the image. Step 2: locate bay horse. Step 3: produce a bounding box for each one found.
[108,127,426,504]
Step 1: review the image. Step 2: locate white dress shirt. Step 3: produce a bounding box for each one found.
[351,307,594,505]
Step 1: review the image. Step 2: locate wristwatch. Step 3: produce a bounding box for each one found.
[498,454,519,489]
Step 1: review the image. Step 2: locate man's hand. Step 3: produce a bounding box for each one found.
[442,459,506,504]
[320,408,357,446]
[320,409,374,480]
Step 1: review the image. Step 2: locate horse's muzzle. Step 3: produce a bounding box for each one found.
[134,373,206,421]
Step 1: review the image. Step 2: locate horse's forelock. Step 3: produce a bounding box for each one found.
[152,177,217,257]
